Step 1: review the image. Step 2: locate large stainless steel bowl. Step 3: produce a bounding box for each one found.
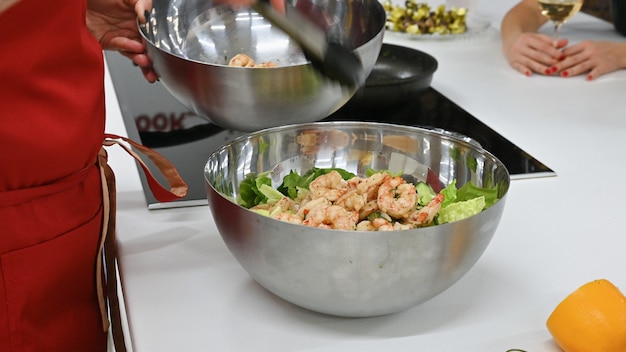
[140,0,386,132]
[204,122,510,317]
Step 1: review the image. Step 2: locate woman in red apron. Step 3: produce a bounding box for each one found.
[0,0,166,350]
[1,0,281,349]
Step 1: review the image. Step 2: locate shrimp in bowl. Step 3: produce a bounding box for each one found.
[243,168,498,231]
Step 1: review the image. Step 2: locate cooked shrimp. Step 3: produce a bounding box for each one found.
[308,171,348,201]
[356,172,386,201]
[296,197,330,218]
[228,53,276,68]
[334,189,367,212]
[357,217,394,231]
[228,53,256,67]
[356,220,376,231]
[274,197,297,212]
[358,200,380,220]
[347,176,363,189]
[371,217,394,231]
[393,222,414,231]
[250,196,294,213]
[272,212,303,224]
[254,169,455,231]
[377,175,418,218]
[358,218,414,231]
[407,193,445,226]
[303,205,357,230]
[254,61,277,68]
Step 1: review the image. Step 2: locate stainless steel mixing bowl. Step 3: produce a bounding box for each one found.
[204,122,510,317]
[140,0,386,132]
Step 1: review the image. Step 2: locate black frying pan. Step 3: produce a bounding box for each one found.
[345,43,438,109]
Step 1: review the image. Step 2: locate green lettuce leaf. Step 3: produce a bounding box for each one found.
[258,184,285,204]
[456,181,499,208]
[437,196,486,224]
[440,179,458,207]
[237,172,273,208]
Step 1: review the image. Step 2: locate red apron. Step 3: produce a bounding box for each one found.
[0,1,187,351]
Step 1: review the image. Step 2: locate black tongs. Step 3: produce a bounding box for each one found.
[252,0,365,87]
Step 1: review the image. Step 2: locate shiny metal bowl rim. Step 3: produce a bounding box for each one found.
[206,121,510,234]
[138,3,382,69]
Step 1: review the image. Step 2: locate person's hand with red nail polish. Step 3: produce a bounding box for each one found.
[501,0,568,77]
[501,0,626,81]
[555,40,626,80]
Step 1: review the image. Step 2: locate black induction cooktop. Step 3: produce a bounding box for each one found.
[324,87,555,179]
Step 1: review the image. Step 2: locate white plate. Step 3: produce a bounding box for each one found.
[386,15,491,41]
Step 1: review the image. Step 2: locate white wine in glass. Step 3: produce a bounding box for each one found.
[537,0,584,40]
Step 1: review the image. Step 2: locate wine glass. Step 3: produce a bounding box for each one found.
[537,0,584,40]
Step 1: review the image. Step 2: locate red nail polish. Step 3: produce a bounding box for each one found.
[559,54,566,60]
[551,66,558,73]
[545,68,552,75]
[525,70,532,76]
[561,71,569,77]
[587,74,593,81]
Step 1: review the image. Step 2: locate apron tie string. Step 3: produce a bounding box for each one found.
[96,133,188,352]
[103,133,188,201]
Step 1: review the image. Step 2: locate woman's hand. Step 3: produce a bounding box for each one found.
[501,0,626,81]
[503,31,568,77]
[86,0,158,83]
[552,40,626,80]
[86,0,287,83]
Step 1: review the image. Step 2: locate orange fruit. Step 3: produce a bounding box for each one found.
[546,279,626,352]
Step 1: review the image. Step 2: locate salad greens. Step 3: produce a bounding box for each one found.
[237,167,499,226]
[237,172,278,208]
[276,167,356,200]
[237,168,355,208]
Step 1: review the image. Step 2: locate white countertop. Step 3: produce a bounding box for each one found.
[105,1,626,351]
